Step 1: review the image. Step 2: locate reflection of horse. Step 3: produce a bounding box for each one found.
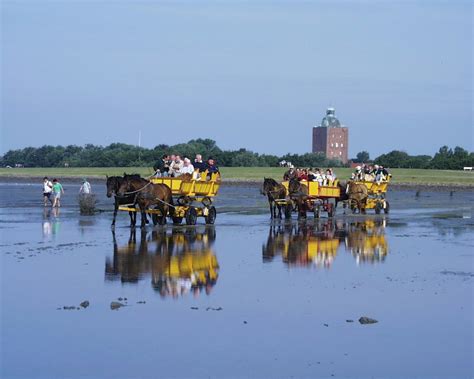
[261,178,286,219]
[345,220,388,264]
[346,181,368,213]
[105,227,219,299]
[262,219,388,268]
[106,175,145,227]
[262,221,346,268]
[117,175,173,227]
[288,178,309,218]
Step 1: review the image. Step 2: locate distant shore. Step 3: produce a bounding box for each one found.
[0,169,473,190]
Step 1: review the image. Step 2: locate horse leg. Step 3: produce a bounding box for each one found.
[112,201,118,227]
[277,203,282,219]
[138,202,147,228]
[129,211,136,227]
[269,199,274,219]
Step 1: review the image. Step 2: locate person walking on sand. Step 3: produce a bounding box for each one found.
[79,178,91,194]
[52,179,64,208]
[43,177,53,206]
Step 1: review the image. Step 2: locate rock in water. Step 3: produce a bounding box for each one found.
[80,300,90,308]
[110,301,125,310]
[359,316,378,324]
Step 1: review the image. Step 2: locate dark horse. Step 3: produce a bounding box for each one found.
[261,178,286,219]
[288,178,309,218]
[117,175,174,227]
[335,181,350,209]
[106,175,147,227]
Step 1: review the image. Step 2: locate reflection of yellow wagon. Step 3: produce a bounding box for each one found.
[119,172,221,225]
[353,176,391,214]
[277,180,341,218]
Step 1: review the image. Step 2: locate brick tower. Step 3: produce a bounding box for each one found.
[312,108,349,163]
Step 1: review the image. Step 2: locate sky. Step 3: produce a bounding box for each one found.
[1,0,472,158]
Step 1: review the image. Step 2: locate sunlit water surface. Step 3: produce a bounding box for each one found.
[1,182,473,379]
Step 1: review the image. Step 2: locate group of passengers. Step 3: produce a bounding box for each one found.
[285,167,338,186]
[153,154,219,179]
[352,164,390,183]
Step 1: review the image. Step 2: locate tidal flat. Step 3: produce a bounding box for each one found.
[1,182,473,379]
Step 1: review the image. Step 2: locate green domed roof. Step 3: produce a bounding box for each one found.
[320,108,341,128]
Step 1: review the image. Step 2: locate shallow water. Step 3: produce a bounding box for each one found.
[1,182,473,379]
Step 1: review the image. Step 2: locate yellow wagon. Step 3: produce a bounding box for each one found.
[276,180,341,218]
[119,171,221,225]
[353,176,391,214]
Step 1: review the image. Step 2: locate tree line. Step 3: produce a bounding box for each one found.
[1,139,472,170]
[0,139,344,168]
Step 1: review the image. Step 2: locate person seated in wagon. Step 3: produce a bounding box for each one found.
[351,166,364,181]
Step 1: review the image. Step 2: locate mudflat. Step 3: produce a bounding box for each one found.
[1,181,473,379]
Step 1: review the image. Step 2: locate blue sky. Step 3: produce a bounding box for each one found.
[1,1,472,158]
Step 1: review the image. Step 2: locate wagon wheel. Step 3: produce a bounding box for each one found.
[205,206,217,225]
[202,197,212,207]
[185,207,198,225]
[284,201,293,219]
[384,201,390,214]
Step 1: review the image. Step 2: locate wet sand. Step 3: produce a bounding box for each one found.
[1,182,473,379]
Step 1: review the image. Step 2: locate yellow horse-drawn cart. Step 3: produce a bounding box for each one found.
[276,180,341,218]
[119,172,221,225]
[352,176,391,214]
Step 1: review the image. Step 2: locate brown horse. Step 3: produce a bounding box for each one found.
[346,181,368,214]
[261,178,286,219]
[117,175,174,227]
[288,178,309,218]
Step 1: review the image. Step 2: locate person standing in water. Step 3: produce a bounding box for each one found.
[79,178,91,194]
[43,177,53,206]
[52,179,64,208]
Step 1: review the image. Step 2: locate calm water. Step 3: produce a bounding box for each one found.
[1,182,473,379]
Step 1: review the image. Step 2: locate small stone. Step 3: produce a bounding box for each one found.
[137,301,146,304]
[124,298,128,301]
[243,321,248,324]
[346,319,354,323]
[324,323,329,327]
[190,307,199,310]
[63,306,76,310]
[118,297,123,301]
[110,301,125,310]
[359,316,378,324]
[80,300,90,308]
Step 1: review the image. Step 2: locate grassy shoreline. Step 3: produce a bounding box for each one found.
[0,167,473,187]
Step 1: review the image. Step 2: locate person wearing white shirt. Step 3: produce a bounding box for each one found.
[79,178,92,194]
[180,158,195,175]
[43,177,53,206]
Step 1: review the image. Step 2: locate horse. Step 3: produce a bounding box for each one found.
[117,175,174,227]
[106,175,147,227]
[288,178,309,218]
[261,178,286,219]
[346,180,368,214]
[334,181,350,209]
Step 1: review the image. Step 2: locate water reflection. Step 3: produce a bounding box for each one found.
[105,227,219,299]
[42,208,60,238]
[262,219,388,268]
